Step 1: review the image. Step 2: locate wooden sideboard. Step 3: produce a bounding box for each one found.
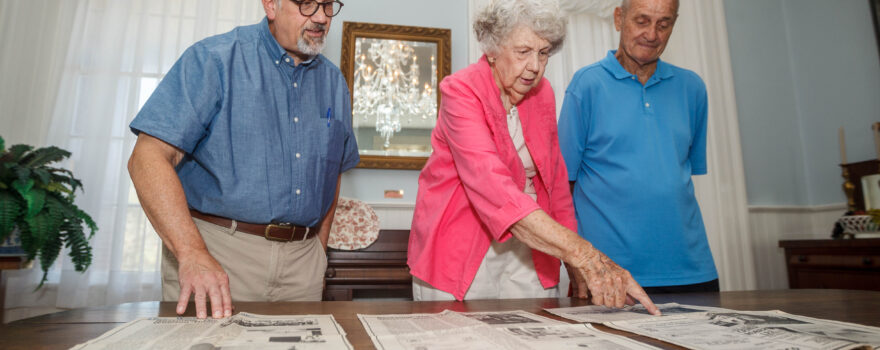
[779,238,880,291]
[322,230,413,301]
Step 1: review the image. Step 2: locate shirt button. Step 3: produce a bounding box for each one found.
[293,82,298,88]
[284,57,290,63]
[295,189,302,195]
[275,60,279,65]
[293,117,299,123]
[645,102,651,108]
[295,153,301,158]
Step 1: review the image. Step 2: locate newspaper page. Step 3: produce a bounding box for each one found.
[358,309,564,337]
[545,302,731,323]
[70,312,352,350]
[604,309,880,350]
[359,309,659,350]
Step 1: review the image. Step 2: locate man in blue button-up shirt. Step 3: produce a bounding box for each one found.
[558,0,719,296]
[128,0,358,319]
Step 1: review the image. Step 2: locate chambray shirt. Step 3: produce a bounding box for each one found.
[558,50,717,287]
[130,17,359,226]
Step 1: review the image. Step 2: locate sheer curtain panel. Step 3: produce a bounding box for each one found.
[3,0,264,313]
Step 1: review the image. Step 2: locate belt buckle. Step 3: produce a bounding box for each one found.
[265,223,294,242]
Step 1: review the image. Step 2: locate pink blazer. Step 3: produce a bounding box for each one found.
[408,56,578,300]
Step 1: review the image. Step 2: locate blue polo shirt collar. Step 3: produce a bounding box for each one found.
[600,50,674,83]
[259,17,318,67]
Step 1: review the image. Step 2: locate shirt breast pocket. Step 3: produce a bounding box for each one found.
[321,118,345,157]
[314,118,345,197]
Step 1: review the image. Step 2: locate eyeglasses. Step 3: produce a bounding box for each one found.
[289,0,344,17]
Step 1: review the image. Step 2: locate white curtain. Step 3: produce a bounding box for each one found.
[0,0,78,147]
[3,0,265,312]
[468,0,756,291]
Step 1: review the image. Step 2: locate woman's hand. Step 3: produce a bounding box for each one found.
[510,210,659,315]
[566,244,660,315]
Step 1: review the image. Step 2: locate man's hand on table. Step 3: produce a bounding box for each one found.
[176,249,233,319]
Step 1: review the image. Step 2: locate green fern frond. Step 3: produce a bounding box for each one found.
[16,223,38,261]
[37,229,62,288]
[62,221,92,272]
[8,144,33,162]
[48,169,81,193]
[43,182,69,194]
[76,208,98,237]
[17,184,47,219]
[21,146,70,168]
[45,194,75,217]
[12,177,33,194]
[13,166,31,183]
[44,195,68,218]
[33,168,51,186]
[0,190,23,240]
[24,212,54,253]
[40,196,66,232]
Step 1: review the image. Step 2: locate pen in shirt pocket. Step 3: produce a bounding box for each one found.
[325,107,332,127]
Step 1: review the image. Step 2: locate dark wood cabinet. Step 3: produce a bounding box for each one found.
[322,230,413,301]
[779,238,880,291]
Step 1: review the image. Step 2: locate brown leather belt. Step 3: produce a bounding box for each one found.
[190,209,317,242]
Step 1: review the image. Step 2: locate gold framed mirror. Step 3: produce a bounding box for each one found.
[341,21,451,170]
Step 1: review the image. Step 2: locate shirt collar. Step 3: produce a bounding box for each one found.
[259,17,319,67]
[600,50,674,82]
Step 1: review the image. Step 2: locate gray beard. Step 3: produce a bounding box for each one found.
[297,33,325,57]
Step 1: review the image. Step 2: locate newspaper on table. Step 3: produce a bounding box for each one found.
[603,309,880,350]
[545,302,732,323]
[70,312,352,350]
[358,309,659,349]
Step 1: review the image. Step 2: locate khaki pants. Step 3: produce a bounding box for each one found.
[162,217,327,302]
[412,237,559,300]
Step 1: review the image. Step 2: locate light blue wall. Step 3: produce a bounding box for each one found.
[322,0,471,203]
[724,0,880,206]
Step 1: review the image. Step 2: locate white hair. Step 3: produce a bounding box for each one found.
[473,0,567,56]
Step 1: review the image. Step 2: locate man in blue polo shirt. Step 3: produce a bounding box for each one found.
[127,0,358,319]
[558,0,718,295]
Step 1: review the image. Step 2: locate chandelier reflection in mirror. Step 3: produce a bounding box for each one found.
[352,38,438,148]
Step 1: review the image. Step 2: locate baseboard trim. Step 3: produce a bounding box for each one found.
[366,202,416,209]
[748,203,846,213]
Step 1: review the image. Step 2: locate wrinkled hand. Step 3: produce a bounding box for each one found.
[564,262,584,298]
[568,249,660,316]
[177,250,233,319]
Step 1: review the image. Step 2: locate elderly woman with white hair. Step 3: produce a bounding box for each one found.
[407,0,659,313]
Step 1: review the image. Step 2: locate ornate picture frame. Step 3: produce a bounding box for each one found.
[340,21,451,170]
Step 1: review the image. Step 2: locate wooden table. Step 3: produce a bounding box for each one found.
[1,289,878,350]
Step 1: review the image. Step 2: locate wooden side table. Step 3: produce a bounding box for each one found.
[322,230,412,301]
[779,238,880,291]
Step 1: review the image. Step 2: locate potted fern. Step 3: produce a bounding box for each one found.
[0,135,97,287]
